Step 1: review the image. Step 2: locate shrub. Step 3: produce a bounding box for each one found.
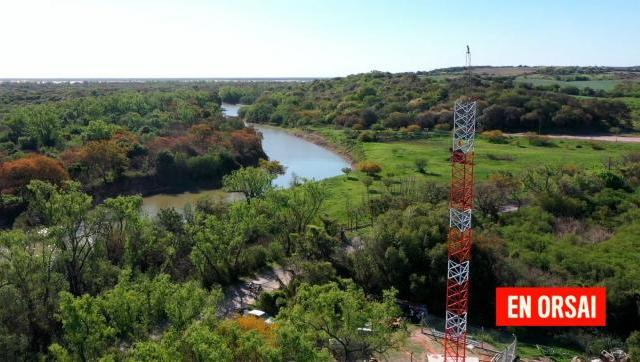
[525,132,554,147]
[259,159,286,175]
[358,131,376,142]
[242,245,268,272]
[360,109,378,128]
[371,123,385,131]
[434,123,451,131]
[589,141,605,150]
[18,136,37,150]
[360,175,373,190]
[382,177,394,190]
[356,161,382,176]
[187,153,224,179]
[538,194,586,217]
[405,124,422,133]
[627,331,640,361]
[255,291,287,316]
[599,171,627,190]
[482,130,508,144]
[486,153,515,161]
[384,112,411,129]
[414,158,427,173]
[234,315,274,339]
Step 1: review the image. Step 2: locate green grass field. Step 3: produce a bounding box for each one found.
[514,76,626,91]
[320,133,640,221]
[363,135,639,179]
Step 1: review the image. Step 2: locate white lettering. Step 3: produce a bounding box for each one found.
[551,296,564,318]
[538,296,550,318]
[507,295,531,319]
[578,296,590,318]
[565,295,576,318]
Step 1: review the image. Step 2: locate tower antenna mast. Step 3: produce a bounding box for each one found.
[443,46,477,362]
[465,45,472,95]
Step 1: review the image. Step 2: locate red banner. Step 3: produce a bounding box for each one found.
[496,287,606,326]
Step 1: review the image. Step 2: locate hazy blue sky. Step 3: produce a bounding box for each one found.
[1,0,638,78]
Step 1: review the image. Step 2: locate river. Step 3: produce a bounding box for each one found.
[140,103,350,215]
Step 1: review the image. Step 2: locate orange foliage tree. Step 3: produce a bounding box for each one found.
[0,154,69,193]
[61,138,129,184]
[356,161,383,177]
[230,128,265,163]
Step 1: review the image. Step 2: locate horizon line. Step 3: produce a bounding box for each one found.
[1,64,639,82]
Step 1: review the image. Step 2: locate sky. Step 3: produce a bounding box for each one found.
[0,0,638,78]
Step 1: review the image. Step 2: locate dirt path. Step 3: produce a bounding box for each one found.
[508,133,640,143]
[384,327,500,362]
[217,267,293,317]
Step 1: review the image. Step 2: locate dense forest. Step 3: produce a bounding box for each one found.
[0,83,274,226]
[1,72,640,361]
[0,81,407,361]
[0,174,407,360]
[239,71,636,134]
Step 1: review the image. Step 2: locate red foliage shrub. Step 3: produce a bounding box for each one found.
[0,154,69,193]
[230,128,265,162]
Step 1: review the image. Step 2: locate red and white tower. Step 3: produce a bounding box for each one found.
[444,47,476,362]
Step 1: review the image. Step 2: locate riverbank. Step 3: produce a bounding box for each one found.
[226,103,356,165]
[247,123,359,166]
[288,128,358,165]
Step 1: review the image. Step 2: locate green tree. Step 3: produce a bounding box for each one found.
[0,229,66,354]
[275,323,333,361]
[83,120,118,141]
[280,281,405,361]
[223,167,275,204]
[164,281,212,330]
[82,140,129,184]
[7,105,62,149]
[242,102,275,123]
[97,195,143,264]
[627,331,640,362]
[176,100,199,124]
[53,292,117,361]
[361,175,373,193]
[267,181,329,254]
[127,340,181,361]
[360,109,378,128]
[26,181,101,294]
[219,86,244,104]
[292,224,339,260]
[190,202,265,285]
[181,324,233,361]
[99,271,146,339]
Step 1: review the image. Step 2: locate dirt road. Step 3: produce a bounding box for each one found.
[508,133,640,143]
